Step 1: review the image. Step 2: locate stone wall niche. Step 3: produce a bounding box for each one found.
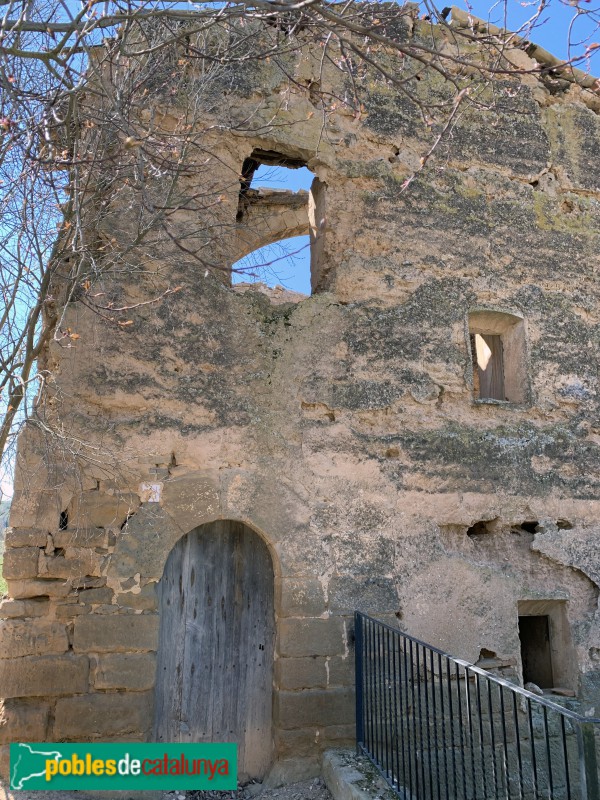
[468,310,529,404]
[517,600,577,693]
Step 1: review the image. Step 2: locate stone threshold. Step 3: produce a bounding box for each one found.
[322,749,400,800]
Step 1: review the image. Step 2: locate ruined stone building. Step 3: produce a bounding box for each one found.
[1,5,600,786]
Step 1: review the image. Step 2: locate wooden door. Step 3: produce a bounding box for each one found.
[153,520,275,780]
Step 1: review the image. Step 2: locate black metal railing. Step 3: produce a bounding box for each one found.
[355,611,600,800]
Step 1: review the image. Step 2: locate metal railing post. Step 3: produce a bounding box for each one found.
[580,721,600,800]
[355,611,364,753]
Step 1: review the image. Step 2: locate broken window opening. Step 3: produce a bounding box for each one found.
[468,311,528,404]
[59,510,69,530]
[233,151,327,297]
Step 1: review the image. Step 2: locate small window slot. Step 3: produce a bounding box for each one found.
[468,310,528,404]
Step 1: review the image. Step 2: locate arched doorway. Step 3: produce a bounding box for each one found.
[153,520,275,780]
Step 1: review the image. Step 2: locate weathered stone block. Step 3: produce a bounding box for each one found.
[8,578,72,599]
[54,691,153,738]
[4,528,48,548]
[69,491,140,529]
[0,619,68,658]
[2,547,40,580]
[8,489,63,530]
[321,723,355,747]
[222,472,310,551]
[275,657,327,690]
[115,582,158,611]
[109,506,182,581]
[39,547,104,579]
[161,471,220,531]
[0,655,89,698]
[276,531,329,576]
[327,655,355,687]
[279,619,346,658]
[276,728,322,759]
[73,613,159,653]
[53,526,111,549]
[92,653,156,690]
[0,698,50,744]
[0,597,49,618]
[55,602,92,618]
[328,575,399,616]
[279,578,326,617]
[74,586,115,605]
[330,533,395,575]
[275,688,355,729]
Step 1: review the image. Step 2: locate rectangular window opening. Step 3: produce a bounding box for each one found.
[518,614,554,689]
[468,311,528,404]
[233,150,327,296]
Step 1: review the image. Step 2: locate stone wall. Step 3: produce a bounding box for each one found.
[2,12,600,783]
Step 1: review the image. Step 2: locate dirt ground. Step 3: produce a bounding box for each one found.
[0,777,333,800]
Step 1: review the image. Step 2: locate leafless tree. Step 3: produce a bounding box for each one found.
[1,0,599,490]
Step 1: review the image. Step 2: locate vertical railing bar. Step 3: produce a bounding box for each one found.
[384,627,392,782]
[446,658,460,800]
[486,676,499,800]
[416,644,428,797]
[404,632,415,798]
[389,629,396,785]
[579,720,600,800]
[439,652,451,800]
[377,626,387,774]
[374,620,381,769]
[512,691,525,800]
[455,662,468,800]
[475,673,488,800]
[429,648,442,800]
[376,622,384,770]
[399,635,410,792]
[499,685,510,800]
[355,612,364,753]
[363,618,370,755]
[561,714,572,800]
[409,639,421,799]
[465,666,477,800]
[367,618,375,760]
[542,706,553,800]
[423,644,434,799]
[527,697,539,799]
[392,636,404,791]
